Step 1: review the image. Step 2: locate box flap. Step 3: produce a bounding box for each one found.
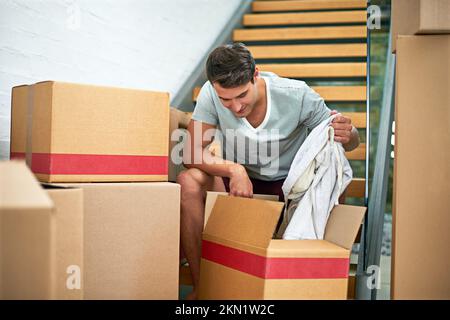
[0,161,53,209]
[324,205,366,250]
[204,191,279,227]
[203,195,284,249]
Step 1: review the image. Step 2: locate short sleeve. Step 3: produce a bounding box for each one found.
[191,82,219,126]
[299,84,331,130]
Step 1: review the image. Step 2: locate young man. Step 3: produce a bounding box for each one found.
[177,43,360,300]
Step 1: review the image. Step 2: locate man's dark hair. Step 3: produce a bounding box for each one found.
[206,43,256,88]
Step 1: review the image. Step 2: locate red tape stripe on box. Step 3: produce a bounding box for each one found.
[202,240,349,279]
[10,152,26,159]
[10,152,168,175]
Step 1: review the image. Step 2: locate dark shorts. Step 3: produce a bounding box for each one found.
[222,176,285,202]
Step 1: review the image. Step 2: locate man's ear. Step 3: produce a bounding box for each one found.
[252,73,259,84]
[254,66,259,78]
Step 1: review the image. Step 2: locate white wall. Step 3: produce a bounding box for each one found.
[0,0,245,159]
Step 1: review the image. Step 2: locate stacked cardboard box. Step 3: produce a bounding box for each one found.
[1,165,181,300]
[392,35,450,299]
[5,81,181,299]
[391,0,450,52]
[51,181,180,300]
[198,192,366,300]
[10,81,170,182]
[45,185,84,300]
[392,1,450,299]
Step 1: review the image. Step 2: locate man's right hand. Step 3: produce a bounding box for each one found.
[228,164,253,198]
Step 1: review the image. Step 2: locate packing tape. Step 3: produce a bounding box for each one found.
[202,239,349,279]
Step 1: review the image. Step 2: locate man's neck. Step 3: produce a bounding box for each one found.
[246,77,267,128]
[254,77,266,108]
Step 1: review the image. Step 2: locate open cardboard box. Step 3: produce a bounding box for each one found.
[198,192,366,300]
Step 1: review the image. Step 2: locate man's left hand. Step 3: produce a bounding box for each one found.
[330,110,353,144]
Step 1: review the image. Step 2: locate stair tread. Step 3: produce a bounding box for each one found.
[244,10,367,26]
[253,0,367,12]
[258,62,367,78]
[234,25,367,41]
[248,43,367,59]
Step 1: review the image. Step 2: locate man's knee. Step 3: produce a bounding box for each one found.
[177,168,211,195]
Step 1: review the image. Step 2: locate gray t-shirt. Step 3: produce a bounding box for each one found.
[191,72,331,181]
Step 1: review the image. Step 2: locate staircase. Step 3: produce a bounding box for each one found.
[184,0,369,299]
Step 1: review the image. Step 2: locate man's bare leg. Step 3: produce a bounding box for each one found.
[177,168,225,300]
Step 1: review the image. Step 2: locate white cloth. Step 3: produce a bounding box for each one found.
[278,114,353,240]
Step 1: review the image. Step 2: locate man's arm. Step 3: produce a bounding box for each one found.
[182,119,253,197]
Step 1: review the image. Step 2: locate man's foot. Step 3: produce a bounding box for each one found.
[185,290,197,300]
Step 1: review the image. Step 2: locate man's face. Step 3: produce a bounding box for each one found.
[213,78,258,118]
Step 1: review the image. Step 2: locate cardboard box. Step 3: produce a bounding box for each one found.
[0,161,83,300]
[178,192,279,286]
[392,0,450,52]
[10,81,170,183]
[198,193,366,300]
[44,185,84,300]
[392,35,450,299]
[58,182,180,299]
[0,161,54,299]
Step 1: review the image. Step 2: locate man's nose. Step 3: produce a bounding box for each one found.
[230,99,241,112]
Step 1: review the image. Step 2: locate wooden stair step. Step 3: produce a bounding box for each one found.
[258,62,366,78]
[346,143,366,160]
[313,86,366,102]
[193,86,366,103]
[243,10,367,26]
[248,43,367,59]
[341,112,366,129]
[346,177,365,198]
[253,0,367,13]
[234,25,367,41]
